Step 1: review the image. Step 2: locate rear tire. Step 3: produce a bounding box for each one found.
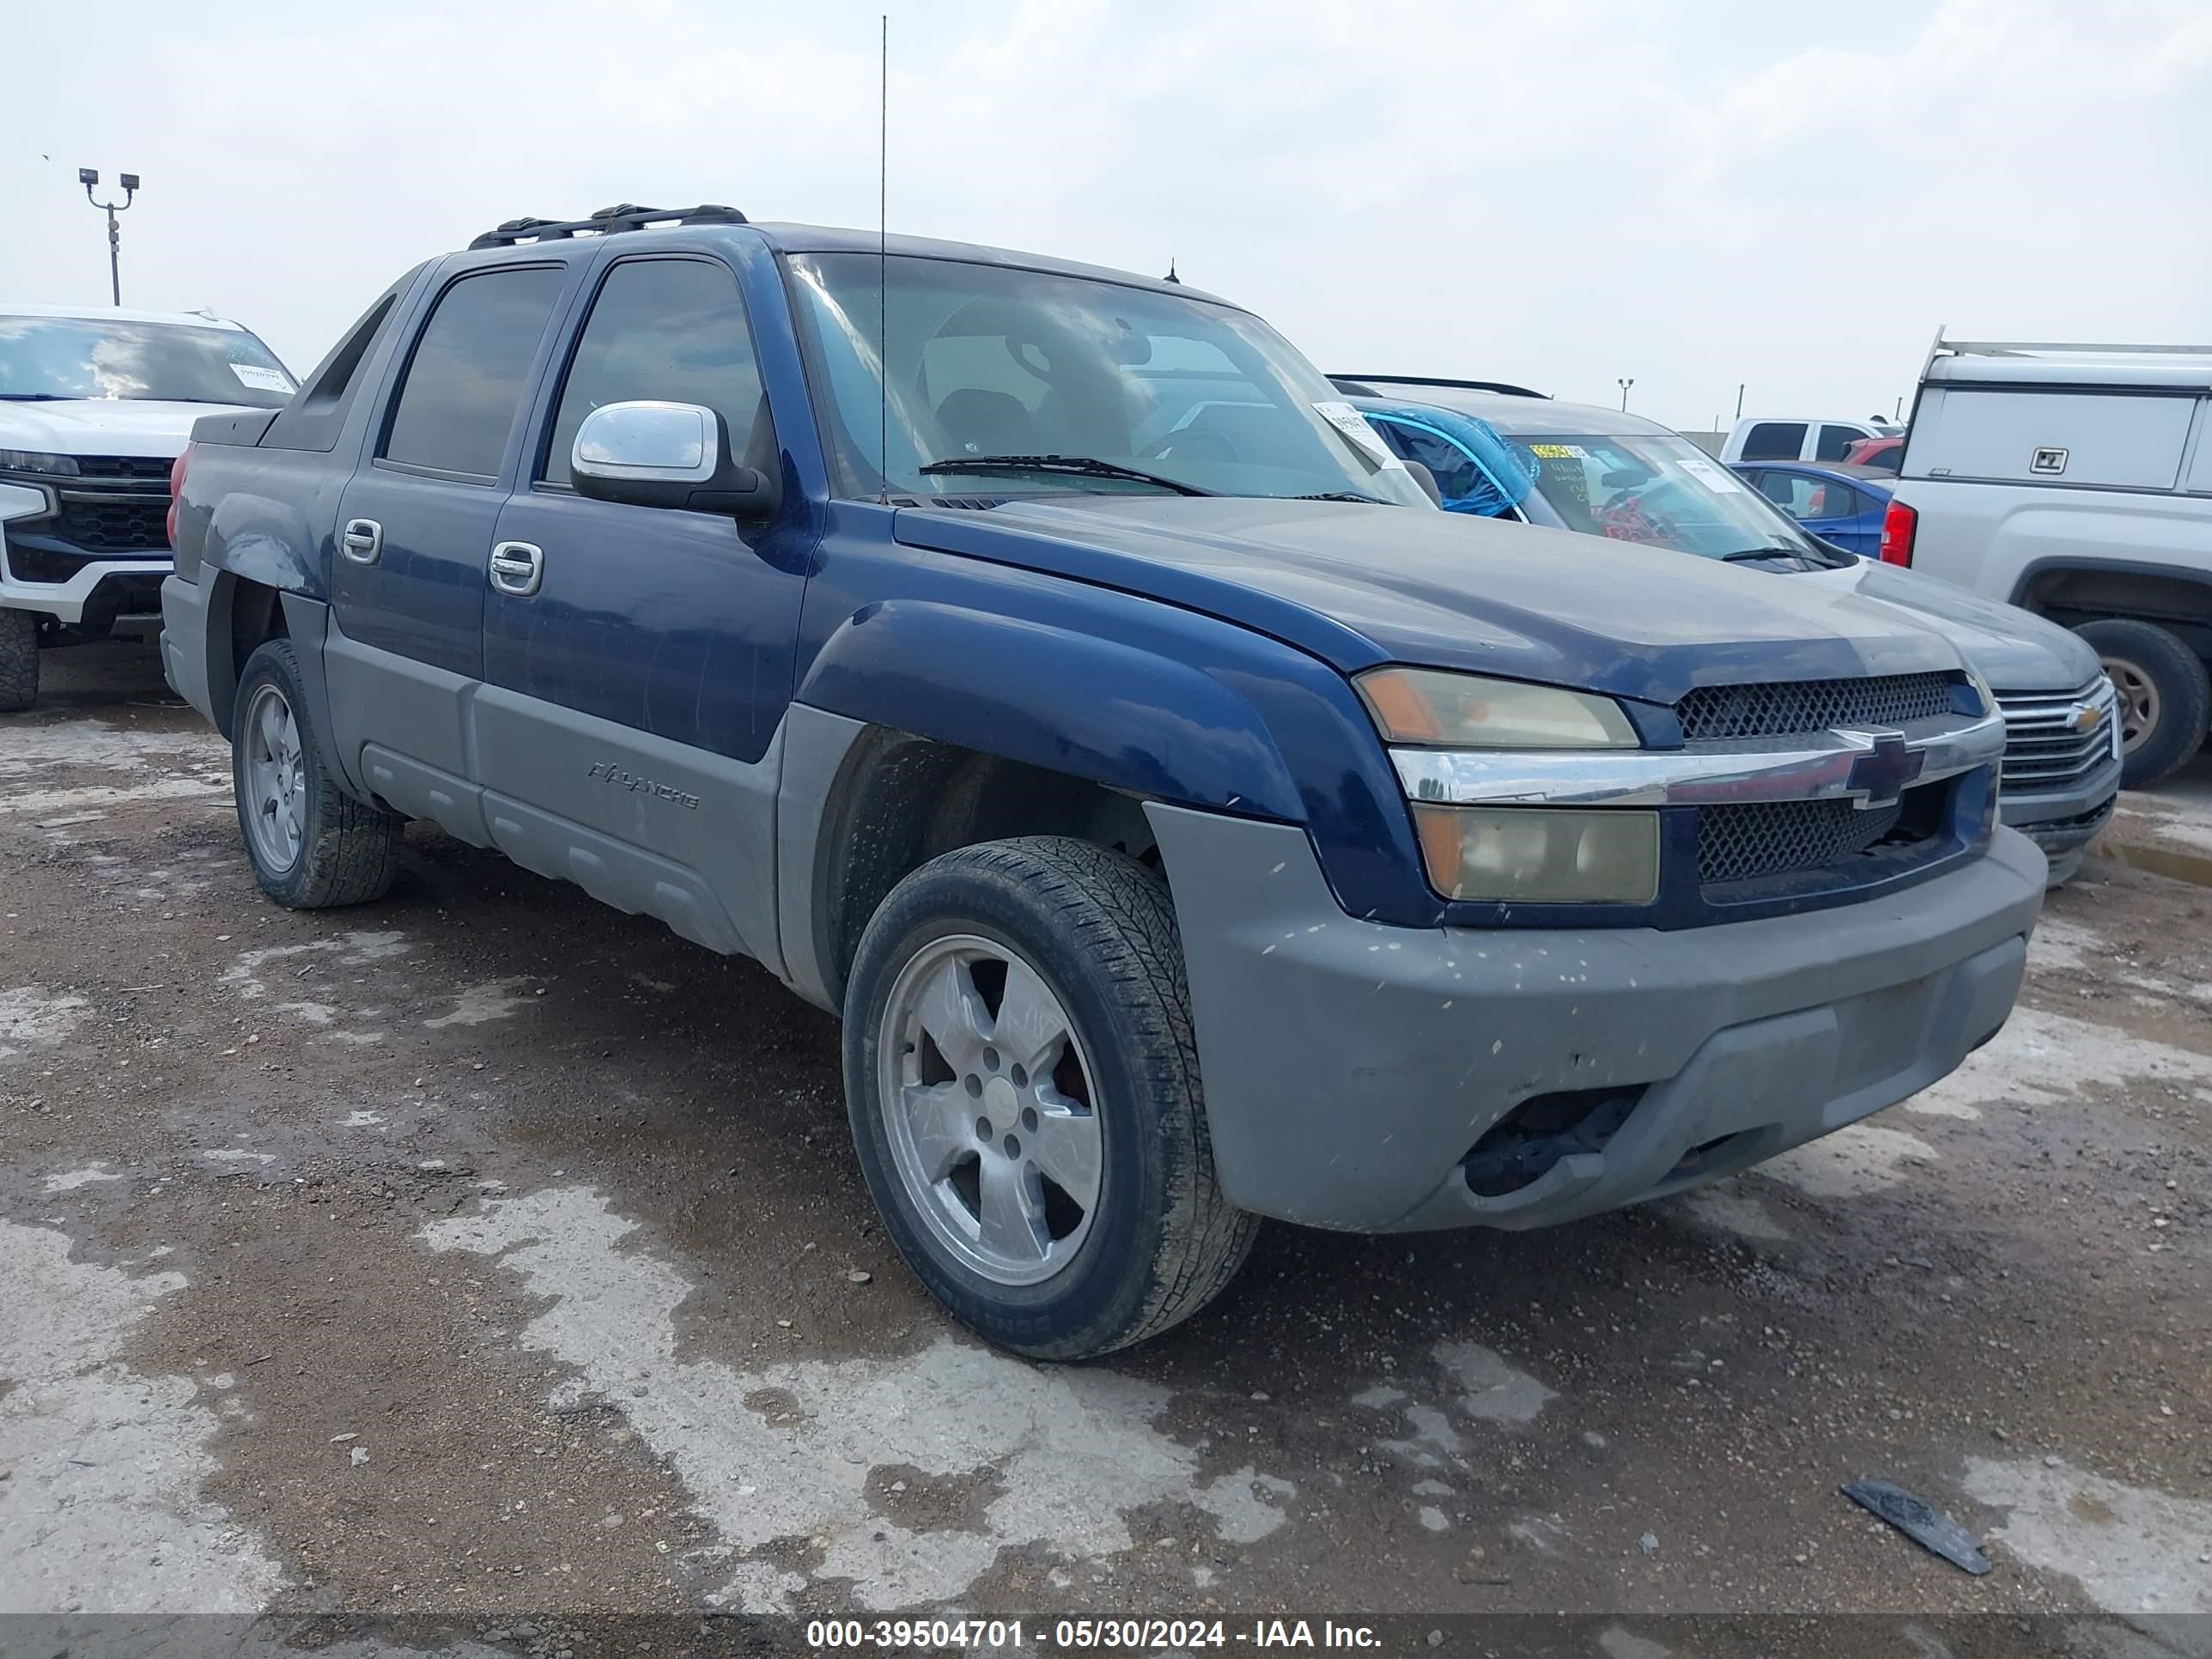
[2076,618,2209,789]
[231,639,403,908]
[0,609,39,713]
[843,837,1258,1359]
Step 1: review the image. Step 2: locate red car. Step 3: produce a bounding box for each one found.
[1842,434,1904,473]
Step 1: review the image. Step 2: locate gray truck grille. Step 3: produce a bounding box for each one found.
[1675,672,1953,742]
[1996,681,2118,793]
[1698,796,1915,885]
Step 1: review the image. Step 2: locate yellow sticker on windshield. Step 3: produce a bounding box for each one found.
[1528,443,1588,459]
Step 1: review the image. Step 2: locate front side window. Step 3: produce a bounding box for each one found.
[1740,421,1807,460]
[1504,429,1824,560]
[543,258,765,487]
[785,252,1431,507]
[381,266,567,480]
[0,314,295,408]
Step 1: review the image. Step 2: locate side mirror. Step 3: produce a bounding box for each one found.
[571,400,780,519]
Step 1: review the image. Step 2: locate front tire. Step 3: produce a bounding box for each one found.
[2076,617,2209,789]
[0,609,39,713]
[843,837,1257,1359]
[231,640,403,908]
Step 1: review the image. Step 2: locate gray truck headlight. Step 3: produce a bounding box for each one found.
[0,449,81,477]
[1411,805,1660,903]
[1356,666,1638,749]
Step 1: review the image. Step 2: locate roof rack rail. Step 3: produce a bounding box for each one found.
[469,203,748,250]
[1328,374,1548,400]
[1936,337,2212,356]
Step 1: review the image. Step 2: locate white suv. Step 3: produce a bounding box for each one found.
[1,303,295,710]
[1884,335,2212,787]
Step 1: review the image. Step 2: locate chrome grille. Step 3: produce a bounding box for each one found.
[1996,681,2118,793]
[1698,797,1905,884]
[1676,672,1953,742]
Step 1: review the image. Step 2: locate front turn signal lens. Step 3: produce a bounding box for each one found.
[1413,805,1660,904]
[1358,667,1638,749]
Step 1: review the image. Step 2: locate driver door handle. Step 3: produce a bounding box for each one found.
[340,518,382,565]
[488,540,544,598]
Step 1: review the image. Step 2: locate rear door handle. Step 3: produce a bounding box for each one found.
[339,518,382,565]
[488,540,544,597]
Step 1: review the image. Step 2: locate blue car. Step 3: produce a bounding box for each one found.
[1729,459,1896,560]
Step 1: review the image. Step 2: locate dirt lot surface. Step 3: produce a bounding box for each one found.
[3,643,2209,1658]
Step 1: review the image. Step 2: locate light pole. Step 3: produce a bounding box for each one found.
[79,168,140,307]
[1617,377,1634,412]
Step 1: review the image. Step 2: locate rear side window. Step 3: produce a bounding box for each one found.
[1814,423,1862,461]
[263,274,414,453]
[1910,388,2195,490]
[380,266,567,481]
[1741,421,1807,460]
[541,258,764,488]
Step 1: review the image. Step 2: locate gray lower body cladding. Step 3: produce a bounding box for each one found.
[1148,804,2046,1233]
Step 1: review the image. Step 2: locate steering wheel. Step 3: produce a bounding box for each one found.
[1143,426,1237,464]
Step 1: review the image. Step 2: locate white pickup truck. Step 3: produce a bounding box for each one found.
[1885,336,2212,787]
[1,303,295,710]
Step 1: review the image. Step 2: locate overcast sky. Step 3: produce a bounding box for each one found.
[5,0,2208,430]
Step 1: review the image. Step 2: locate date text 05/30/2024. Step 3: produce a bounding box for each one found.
[805,1620,1386,1650]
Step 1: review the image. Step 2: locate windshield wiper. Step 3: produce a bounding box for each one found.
[1719,544,1814,564]
[919,454,1216,496]
[1291,490,1387,504]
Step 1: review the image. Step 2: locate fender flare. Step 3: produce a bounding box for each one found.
[793,598,1308,821]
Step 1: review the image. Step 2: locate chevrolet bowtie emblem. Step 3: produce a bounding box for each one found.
[1838,729,1926,810]
[2071,703,2102,733]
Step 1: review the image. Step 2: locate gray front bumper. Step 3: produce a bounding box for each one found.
[2000,753,2121,853]
[1149,805,2046,1234]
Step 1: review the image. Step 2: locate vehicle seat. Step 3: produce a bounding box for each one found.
[934,389,1034,457]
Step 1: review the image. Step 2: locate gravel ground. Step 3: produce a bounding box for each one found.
[3,642,2208,1659]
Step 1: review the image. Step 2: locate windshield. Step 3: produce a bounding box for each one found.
[0,315,295,408]
[1504,430,1826,561]
[784,252,1431,507]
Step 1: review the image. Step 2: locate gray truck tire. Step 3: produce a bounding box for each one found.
[0,609,38,713]
[231,639,403,908]
[842,836,1258,1359]
[2077,618,2209,789]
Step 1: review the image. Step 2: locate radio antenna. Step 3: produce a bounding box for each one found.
[877,13,889,505]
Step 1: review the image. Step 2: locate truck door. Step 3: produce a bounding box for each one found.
[474,251,804,963]
[326,261,573,800]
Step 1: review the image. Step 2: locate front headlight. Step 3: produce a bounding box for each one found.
[1411,805,1660,903]
[1356,667,1638,749]
[0,449,81,477]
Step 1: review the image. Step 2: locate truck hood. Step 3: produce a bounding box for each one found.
[1786,557,2104,693]
[0,398,258,459]
[895,497,1964,705]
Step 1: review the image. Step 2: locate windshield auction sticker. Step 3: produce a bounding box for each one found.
[229,362,294,392]
[1311,400,1408,469]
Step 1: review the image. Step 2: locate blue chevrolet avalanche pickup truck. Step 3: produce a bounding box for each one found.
[161,204,2045,1358]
